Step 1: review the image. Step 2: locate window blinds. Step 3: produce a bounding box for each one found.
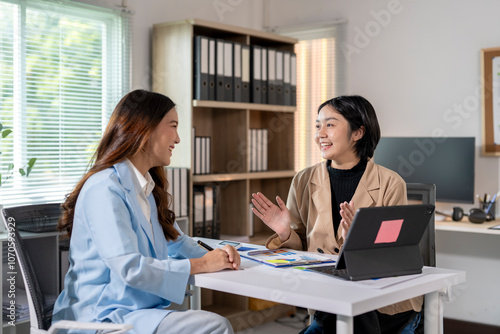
[0,0,131,207]
[277,21,347,172]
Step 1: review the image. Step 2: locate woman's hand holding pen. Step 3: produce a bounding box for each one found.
[251,192,291,242]
[190,245,240,274]
[339,200,355,240]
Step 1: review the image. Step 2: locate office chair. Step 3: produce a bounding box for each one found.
[2,205,133,334]
[406,183,436,267]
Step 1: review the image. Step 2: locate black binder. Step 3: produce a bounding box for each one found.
[261,47,268,104]
[194,36,209,100]
[223,41,233,102]
[251,45,262,104]
[215,39,225,101]
[208,38,216,100]
[291,53,297,106]
[241,45,250,102]
[283,51,291,106]
[275,50,284,105]
[193,186,205,237]
[267,48,276,105]
[233,42,242,102]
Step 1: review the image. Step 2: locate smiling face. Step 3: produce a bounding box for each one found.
[315,105,364,169]
[147,107,180,168]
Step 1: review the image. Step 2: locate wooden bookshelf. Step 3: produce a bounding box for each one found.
[152,18,297,330]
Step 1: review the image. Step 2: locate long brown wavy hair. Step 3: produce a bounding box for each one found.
[58,89,180,241]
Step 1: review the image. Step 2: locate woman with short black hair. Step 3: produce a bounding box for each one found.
[252,95,422,333]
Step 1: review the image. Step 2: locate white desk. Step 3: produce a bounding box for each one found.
[189,240,465,334]
[436,218,500,235]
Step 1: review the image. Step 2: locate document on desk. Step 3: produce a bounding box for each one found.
[240,248,335,267]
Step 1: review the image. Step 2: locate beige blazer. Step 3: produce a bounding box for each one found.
[266,158,422,315]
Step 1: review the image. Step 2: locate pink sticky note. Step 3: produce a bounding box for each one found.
[374,219,404,244]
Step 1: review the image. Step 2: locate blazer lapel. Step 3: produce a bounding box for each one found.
[149,194,167,257]
[310,163,336,242]
[114,161,157,253]
[352,158,379,208]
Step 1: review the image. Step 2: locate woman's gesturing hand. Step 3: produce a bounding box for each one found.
[251,192,291,242]
[339,200,355,240]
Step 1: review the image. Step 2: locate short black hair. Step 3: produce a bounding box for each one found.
[318,95,380,160]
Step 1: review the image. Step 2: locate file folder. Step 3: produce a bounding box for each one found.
[201,137,207,174]
[224,41,234,102]
[291,53,297,106]
[205,136,211,174]
[233,42,242,102]
[180,168,188,217]
[204,185,215,238]
[193,187,205,237]
[267,49,276,105]
[241,45,250,103]
[251,129,258,172]
[261,48,268,105]
[262,129,268,171]
[208,38,216,100]
[275,50,284,105]
[283,51,291,106]
[251,45,262,104]
[194,36,209,100]
[257,129,263,171]
[173,168,181,216]
[215,39,225,101]
[195,136,202,174]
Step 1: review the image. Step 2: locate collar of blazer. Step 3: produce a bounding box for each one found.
[113,160,158,254]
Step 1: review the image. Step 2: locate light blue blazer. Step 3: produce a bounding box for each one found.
[52,161,206,334]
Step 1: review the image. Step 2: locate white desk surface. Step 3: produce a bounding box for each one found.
[436,218,500,235]
[190,239,466,317]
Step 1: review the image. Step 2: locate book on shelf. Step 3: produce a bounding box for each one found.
[248,128,269,172]
[193,184,221,239]
[194,35,209,100]
[193,132,211,175]
[166,167,189,218]
[193,34,296,106]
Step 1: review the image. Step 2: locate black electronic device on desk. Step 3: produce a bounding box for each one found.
[2,203,61,233]
[308,204,435,281]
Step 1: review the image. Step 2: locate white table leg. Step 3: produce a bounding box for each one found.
[337,314,354,334]
[189,285,201,310]
[425,290,443,334]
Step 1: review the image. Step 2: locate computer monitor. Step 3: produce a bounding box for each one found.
[373,137,475,203]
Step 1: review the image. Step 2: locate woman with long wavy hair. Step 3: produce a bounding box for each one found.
[53,89,239,334]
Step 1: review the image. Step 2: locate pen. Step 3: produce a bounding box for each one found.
[485,193,498,215]
[197,240,214,251]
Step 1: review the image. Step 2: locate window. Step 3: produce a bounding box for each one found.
[0,0,130,207]
[277,21,347,171]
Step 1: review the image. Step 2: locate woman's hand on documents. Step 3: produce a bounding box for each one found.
[190,246,240,274]
[251,192,292,242]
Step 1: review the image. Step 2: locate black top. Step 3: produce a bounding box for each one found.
[327,158,367,235]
